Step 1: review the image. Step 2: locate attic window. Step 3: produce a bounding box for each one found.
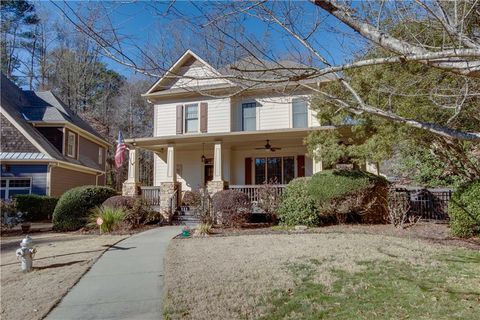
[21,113,29,121]
[67,132,76,158]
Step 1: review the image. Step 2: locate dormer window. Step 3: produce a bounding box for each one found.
[67,131,76,158]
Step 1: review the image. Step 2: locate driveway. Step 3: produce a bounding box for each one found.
[46,226,182,320]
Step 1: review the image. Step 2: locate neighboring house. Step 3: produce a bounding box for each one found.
[0,73,110,200]
[123,50,377,210]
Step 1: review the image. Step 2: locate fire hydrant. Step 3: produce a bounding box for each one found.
[16,235,36,272]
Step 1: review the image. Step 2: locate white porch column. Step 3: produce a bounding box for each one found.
[166,144,176,182]
[313,147,323,174]
[213,142,223,181]
[127,148,139,183]
[122,148,141,197]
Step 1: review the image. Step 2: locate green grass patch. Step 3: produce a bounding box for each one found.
[260,250,480,320]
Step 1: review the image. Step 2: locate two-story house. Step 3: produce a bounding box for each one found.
[123,50,375,211]
[0,73,110,199]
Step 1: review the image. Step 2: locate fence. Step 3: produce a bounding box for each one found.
[394,187,453,221]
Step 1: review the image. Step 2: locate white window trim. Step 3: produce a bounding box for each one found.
[183,103,199,134]
[67,132,76,158]
[241,101,257,131]
[292,98,309,129]
[253,156,295,185]
[0,178,32,199]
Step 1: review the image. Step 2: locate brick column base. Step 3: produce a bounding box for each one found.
[159,182,180,222]
[122,181,142,197]
[206,180,228,196]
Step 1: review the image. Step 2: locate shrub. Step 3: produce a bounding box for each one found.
[449,180,480,238]
[194,223,213,237]
[102,195,136,211]
[193,188,213,224]
[13,194,58,221]
[53,186,117,231]
[278,178,319,227]
[257,180,282,223]
[102,195,162,228]
[308,170,389,224]
[89,206,126,233]
[212,190,251,227]
[182,191,201,207]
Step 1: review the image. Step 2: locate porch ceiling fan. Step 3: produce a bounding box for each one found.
[255,140,282,152]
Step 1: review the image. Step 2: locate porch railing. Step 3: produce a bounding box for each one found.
[140,186,161,206]
[229,184,286,203]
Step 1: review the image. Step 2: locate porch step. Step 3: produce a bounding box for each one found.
[173,214,201,227]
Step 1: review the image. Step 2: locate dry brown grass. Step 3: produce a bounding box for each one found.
[0,232,126,320]
[163,232,468,319]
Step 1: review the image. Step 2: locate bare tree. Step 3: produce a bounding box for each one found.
[50,0,480,141]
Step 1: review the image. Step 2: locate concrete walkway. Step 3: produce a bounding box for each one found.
[47,226,182,320]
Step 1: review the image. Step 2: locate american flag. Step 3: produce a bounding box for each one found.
[115,131,126,169]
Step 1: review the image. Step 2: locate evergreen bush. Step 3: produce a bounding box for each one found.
[449,180,480,238]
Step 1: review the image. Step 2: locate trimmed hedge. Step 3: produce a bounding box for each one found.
[14,194,58,221]
[279,170,389,227]
[449,180,480,238]
[278,178,319,227]
[53,186,117,231]
[102,195,136,211]
[308,170,389,224]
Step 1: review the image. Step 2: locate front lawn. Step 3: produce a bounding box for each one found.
[163,231,480,319]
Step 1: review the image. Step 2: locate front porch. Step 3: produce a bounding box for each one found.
[122,127,378,213]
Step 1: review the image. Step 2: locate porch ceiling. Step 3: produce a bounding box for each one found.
[125,126,339,152]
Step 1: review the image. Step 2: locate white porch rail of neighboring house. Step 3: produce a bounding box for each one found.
[140,186,161,206]
[229,184,286,203]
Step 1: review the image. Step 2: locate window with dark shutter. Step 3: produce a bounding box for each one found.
[245,157,252,184]
[297,155,305,177]
[176,105,183,134]
[200,102,208,133]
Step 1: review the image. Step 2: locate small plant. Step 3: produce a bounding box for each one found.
[387,188,413,228]
[1,200,22,229]
[194,223,212,237]
[182,191,201,208]
[212,190,251,227]
[194,187,213,224]
[89,206,126,233]
[257,179,281,223]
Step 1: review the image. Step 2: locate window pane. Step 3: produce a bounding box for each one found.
[185,119,198,133]
[255,158,266,185]
[292,99,308,128]
[242,103,256,131]
[9,179,30,188]
[1,179,6,188]
[267,157,282,184]
[283,157,295,184]
[185,104,198,119]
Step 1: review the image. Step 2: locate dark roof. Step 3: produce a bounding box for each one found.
[0,73,106,171]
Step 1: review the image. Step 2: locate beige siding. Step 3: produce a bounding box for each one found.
[50,166,98,197]
[231,94,317,132]
[154,97,231,136]
[171,65,229,89]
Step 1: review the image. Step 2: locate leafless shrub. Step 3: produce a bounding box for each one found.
[257,178,281,224]
[387,188,418,228]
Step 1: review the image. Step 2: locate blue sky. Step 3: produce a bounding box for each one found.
[38,1,363,79]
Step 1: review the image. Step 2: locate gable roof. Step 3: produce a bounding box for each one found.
[145,49,234,95]
[143,50,336,98]
[0,73,106,171]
